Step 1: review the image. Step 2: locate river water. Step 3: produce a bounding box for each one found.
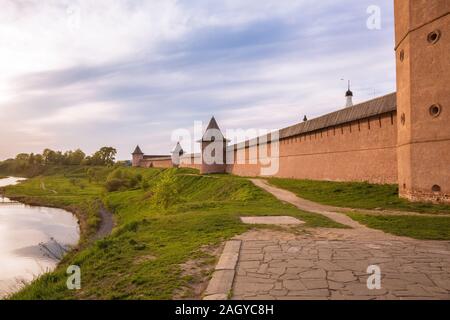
[0,177,80,298]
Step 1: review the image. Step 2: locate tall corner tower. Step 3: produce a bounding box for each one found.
[394,0,450,203]
[199,117,228,174]
[132,145,144,167]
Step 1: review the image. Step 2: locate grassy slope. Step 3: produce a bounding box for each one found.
[347,213,450,240]
[3,167,343,300]
[268,178,450,214]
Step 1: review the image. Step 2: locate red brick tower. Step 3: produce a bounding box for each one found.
[200,117,229,174]
[395,1,450,202]
[132,145,144,167]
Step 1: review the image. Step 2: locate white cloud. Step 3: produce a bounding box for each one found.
[0,0,396,160]
[27,102,121,126]
[0,1,186,76]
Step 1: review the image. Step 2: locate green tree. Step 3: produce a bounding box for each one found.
[16,153,30,162]
[43,149,57,165]
[68,149,86,165]
[82,156,92,166]
[54,151,64,165]
[62,151,72,165]
[34,154,44,166]
[92,147,117,166]
[28,153,36,165]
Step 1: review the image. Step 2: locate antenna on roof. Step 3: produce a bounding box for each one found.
[341,78,353,107]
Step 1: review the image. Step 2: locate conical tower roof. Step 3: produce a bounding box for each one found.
[132,145,144,155]
[171,142,184,153]
[206,116,221,131]
[200,117,228,142]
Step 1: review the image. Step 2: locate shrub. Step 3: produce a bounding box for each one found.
[105,178,125,192]
[151,170,179,209]
[105,168,141,192]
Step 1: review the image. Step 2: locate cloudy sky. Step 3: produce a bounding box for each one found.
[0,0,396,160]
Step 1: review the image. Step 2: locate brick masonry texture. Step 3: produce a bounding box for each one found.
[227,110,398,184]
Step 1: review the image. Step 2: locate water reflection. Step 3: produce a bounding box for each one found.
[0,177,80,298]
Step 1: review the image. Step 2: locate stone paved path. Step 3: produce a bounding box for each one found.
[232,229,450,300]
[228,180,450,300]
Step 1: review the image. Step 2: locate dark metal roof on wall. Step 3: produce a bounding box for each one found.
[143,155,171,160]
[226,92,397,151]
[180,153,201,159]
[279,92,397,139]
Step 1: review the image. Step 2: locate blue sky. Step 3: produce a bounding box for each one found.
[0,0,396,160]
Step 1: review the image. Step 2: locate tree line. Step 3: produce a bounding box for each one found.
[0,147,118,176]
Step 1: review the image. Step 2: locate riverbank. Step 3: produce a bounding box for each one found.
[2,166,341,299]
[4,193,102,246]
[0,177,80,298]
[0,179,98,247]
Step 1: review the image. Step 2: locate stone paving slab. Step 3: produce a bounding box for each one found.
[215,240,241,270]
[203,240,241,300]
[204,270,235,297]
[241,216,305,225]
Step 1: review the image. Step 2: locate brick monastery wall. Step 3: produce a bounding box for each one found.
[140,158,173,169]
[227,111,398,184]
[180,154,202,171]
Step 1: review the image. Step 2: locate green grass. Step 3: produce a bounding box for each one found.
[347,213,450,240]
[2,167,343,300]
[268,178,450,214]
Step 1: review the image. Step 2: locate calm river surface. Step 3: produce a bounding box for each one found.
[0,177,79,298]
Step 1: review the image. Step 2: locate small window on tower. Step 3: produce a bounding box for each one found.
[427,30,441,44]
[432,185,441,193]
[429,104,442,118]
